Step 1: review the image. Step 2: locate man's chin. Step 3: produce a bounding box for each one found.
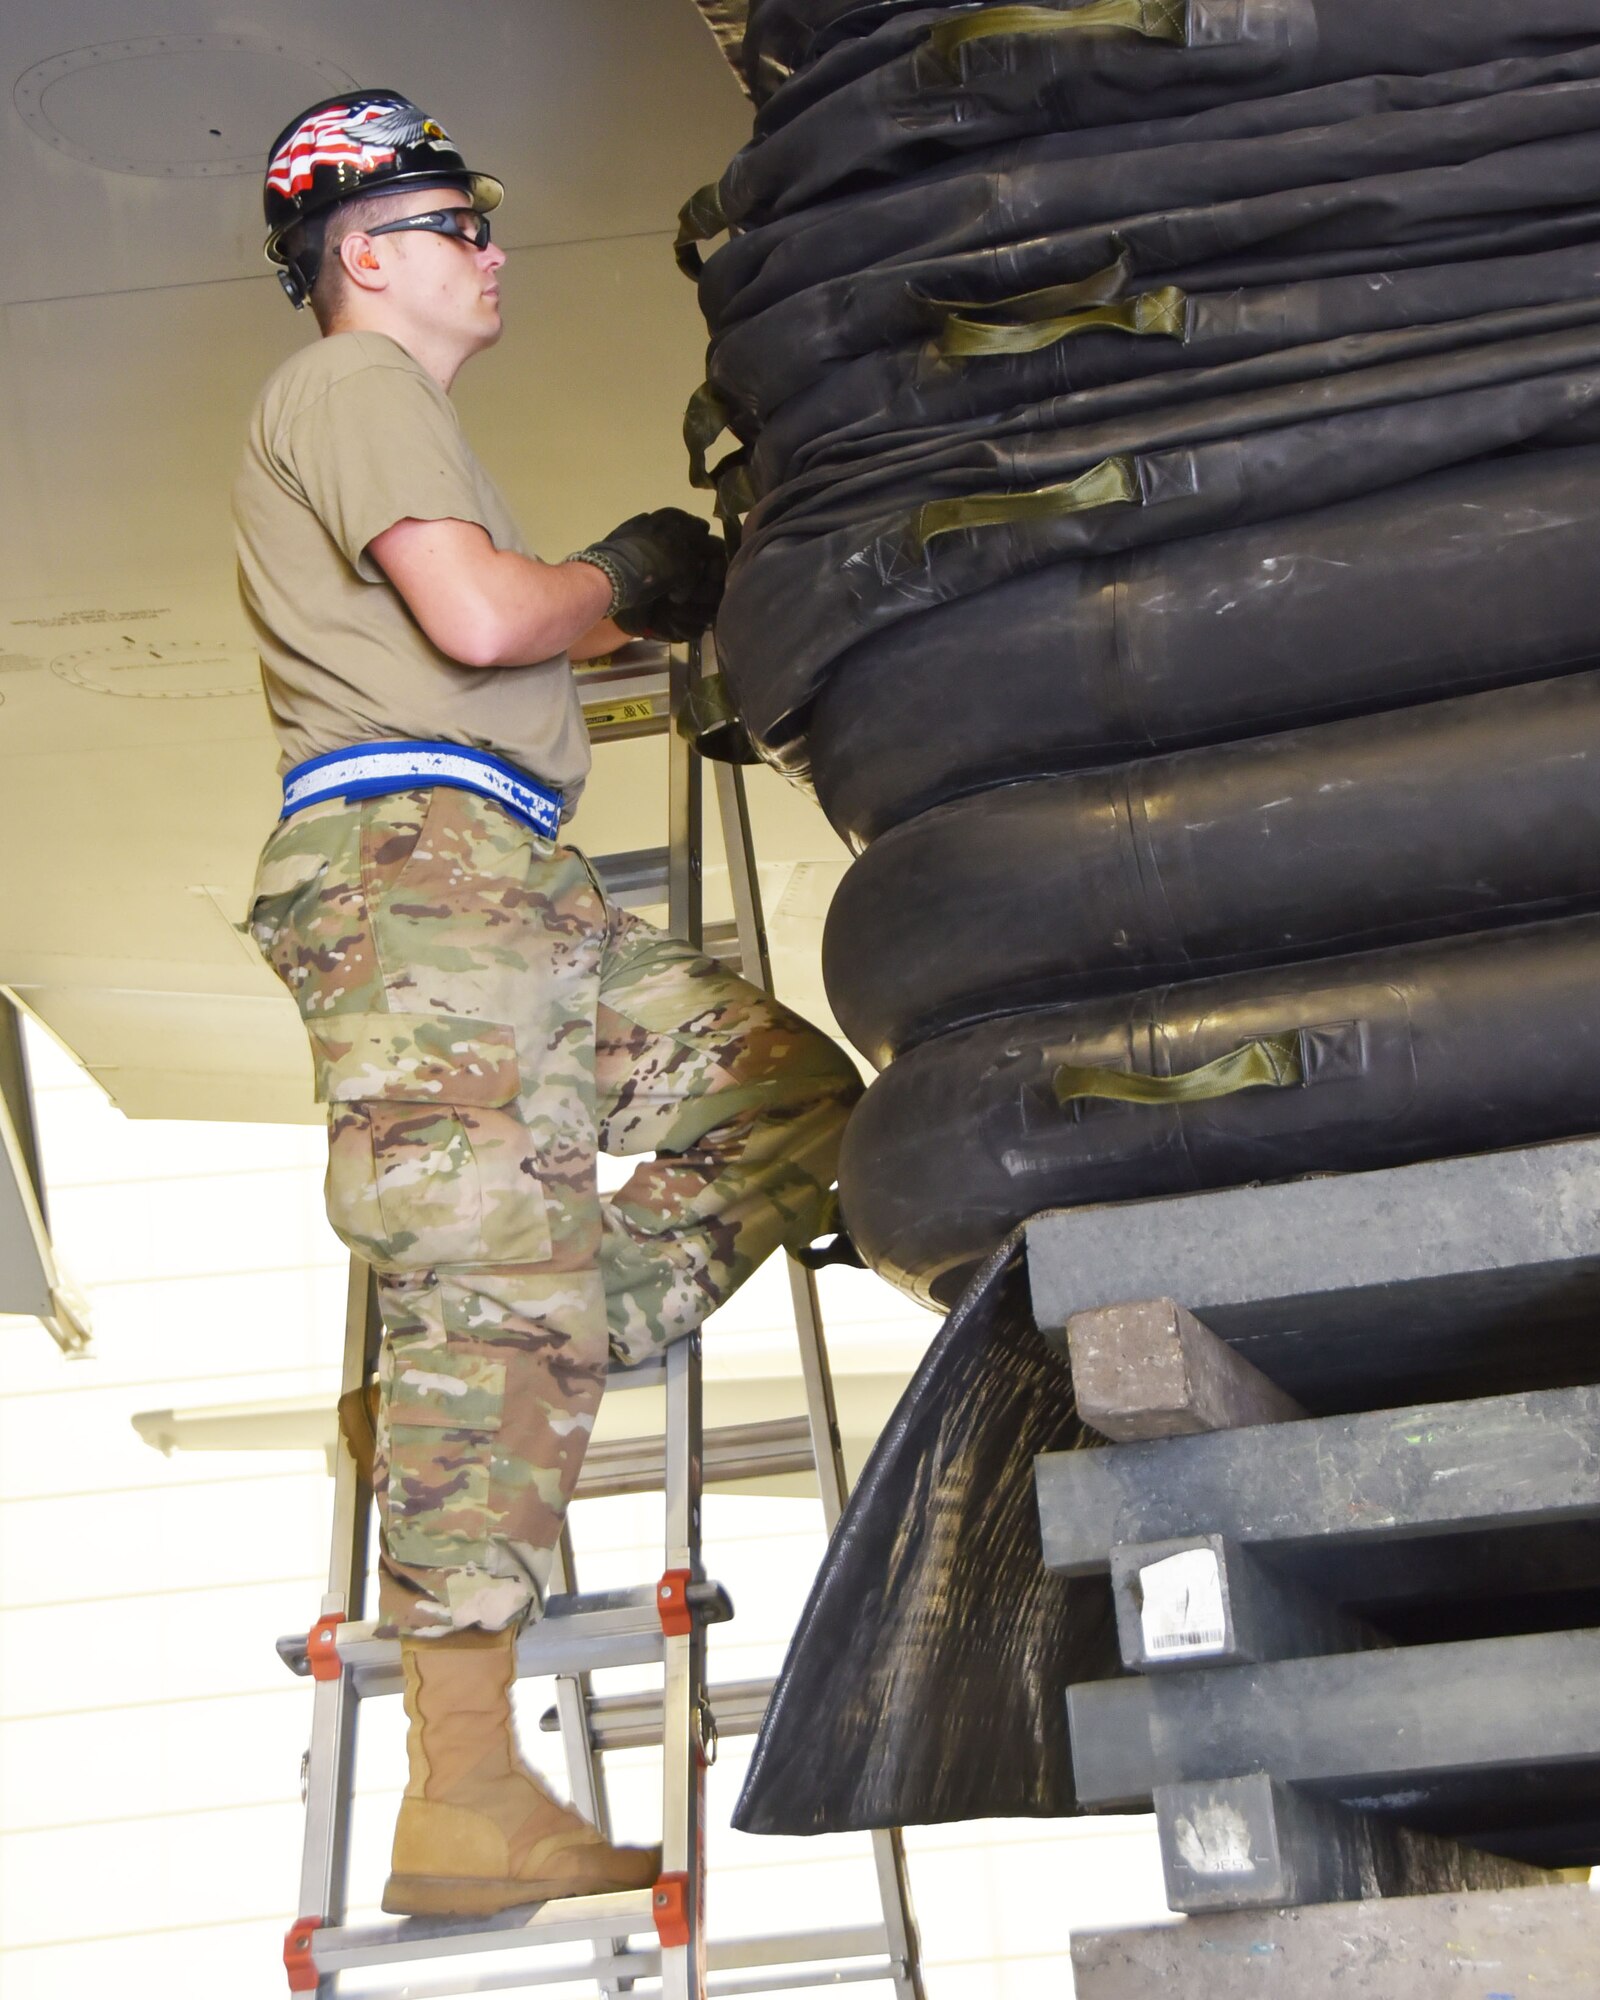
[465,313,503,356]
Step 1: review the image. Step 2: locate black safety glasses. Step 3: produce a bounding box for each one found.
[364,208,493,251]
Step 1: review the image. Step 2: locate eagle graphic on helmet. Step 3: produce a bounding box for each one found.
[263,89,503,308]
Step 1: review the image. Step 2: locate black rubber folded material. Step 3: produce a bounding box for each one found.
[748,289,1600,519]
[742,246,1600,500]
[807,447,1600,842]
[824,670,1600,1063]
[717,343,1600,756]
[837,916,1600,1307]
[704,128,1600,422]
[732,1231,1119,1835]
[711,2,1600,1847]
[702,48,1600,329]
[741,0,940,106]
[714,0,1600,228]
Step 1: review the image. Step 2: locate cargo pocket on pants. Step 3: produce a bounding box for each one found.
[308,1012,551,1272]
[383,1341,506,1567]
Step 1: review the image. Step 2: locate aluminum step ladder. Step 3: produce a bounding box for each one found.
[277,640,925,1998]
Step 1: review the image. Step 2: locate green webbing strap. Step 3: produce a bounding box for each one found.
[939,285,1187,358]
[675,181,729,279]
[928,0,1188,66]
[909,453,1138,553]
[1053,1033,1304,1108]
[684,382,733,490]
[922,250,1133,329]
[713,456,756,527]
[675,671,761,764]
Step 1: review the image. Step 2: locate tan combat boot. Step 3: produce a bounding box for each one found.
[383,1627,662,1917]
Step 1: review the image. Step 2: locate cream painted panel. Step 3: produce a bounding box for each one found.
[1,1688,310,1822]
[18,996,320,1122]
[0,1799,306,1947]
[43,1165,345,1285]
[0,1919,297,2000]
[0,0,747,306]
[0,1269,347,1395]
[0,1472,331,1604]
[0,1372,336,1504]
[26,1073,325,1182]
[0,1593,317,1720]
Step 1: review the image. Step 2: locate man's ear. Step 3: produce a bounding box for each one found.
[340,232,387,293]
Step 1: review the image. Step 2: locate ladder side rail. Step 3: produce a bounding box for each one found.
[667,648,703,952]
[294,1258,380,1990]
[711,759,772,993]
[547,1521,629,1998]
[660,1331,710,1998]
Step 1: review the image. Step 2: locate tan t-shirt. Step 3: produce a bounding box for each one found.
[233,329,591,809]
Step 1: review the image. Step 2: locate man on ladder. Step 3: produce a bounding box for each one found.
[233,91,862,1923]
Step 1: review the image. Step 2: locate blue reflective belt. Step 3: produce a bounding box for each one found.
[279,740,563,840]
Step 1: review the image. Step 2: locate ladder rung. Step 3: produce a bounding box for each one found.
[277,1581,734,1691]
[577,1415,815,1498]
[701,917,742,969]
[309,1907,896,1989]
[606,1351,667,1392]
[384,1944,900,1992]
[574,648,671,747]
[581,862,742,967]
[538,1676,775,1748]
[590,847,669,906]
[312,1888,657,1973]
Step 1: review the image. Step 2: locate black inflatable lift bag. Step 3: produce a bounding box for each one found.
[704,129,1600,425]
[732,1231,1119,1835]
[740,0,934,104]
[748,314,1600,535]
[743,246,1600,497]
[703,46,1600,329]
[742,312,1600,547]
[704,49,1600,328]
[750,277,1600,506]
[711,0,1600,230]
[824,669,1600,1064]
[807,446,1600,843]
[837,915,1600,1309]
[716,346,1600,758]
[812,446,1600,844]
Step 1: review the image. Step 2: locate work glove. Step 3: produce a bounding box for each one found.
[618,533,727,643]
[570,507,727,641]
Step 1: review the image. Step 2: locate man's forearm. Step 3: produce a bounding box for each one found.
[459,547,615,666]
[367,516,613,667]
[569,617,630,662]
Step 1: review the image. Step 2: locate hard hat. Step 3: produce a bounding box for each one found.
[263,90,503,307]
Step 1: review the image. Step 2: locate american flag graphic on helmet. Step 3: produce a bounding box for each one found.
[266,100,451,200]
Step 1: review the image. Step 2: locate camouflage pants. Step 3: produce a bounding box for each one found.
[249,785,861,1638]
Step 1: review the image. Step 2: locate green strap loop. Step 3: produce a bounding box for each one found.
[922,250,1134,329]
[684,382,733,490]
[1053,1033,1304,1109]
[676,672,761,764]
[939,285,1187,359]
[910,453,1139,553]
[928,0,1189,67]
[675,181,729,279]
[713,456,756,527]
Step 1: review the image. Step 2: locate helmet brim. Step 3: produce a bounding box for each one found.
[265,169,505,265]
